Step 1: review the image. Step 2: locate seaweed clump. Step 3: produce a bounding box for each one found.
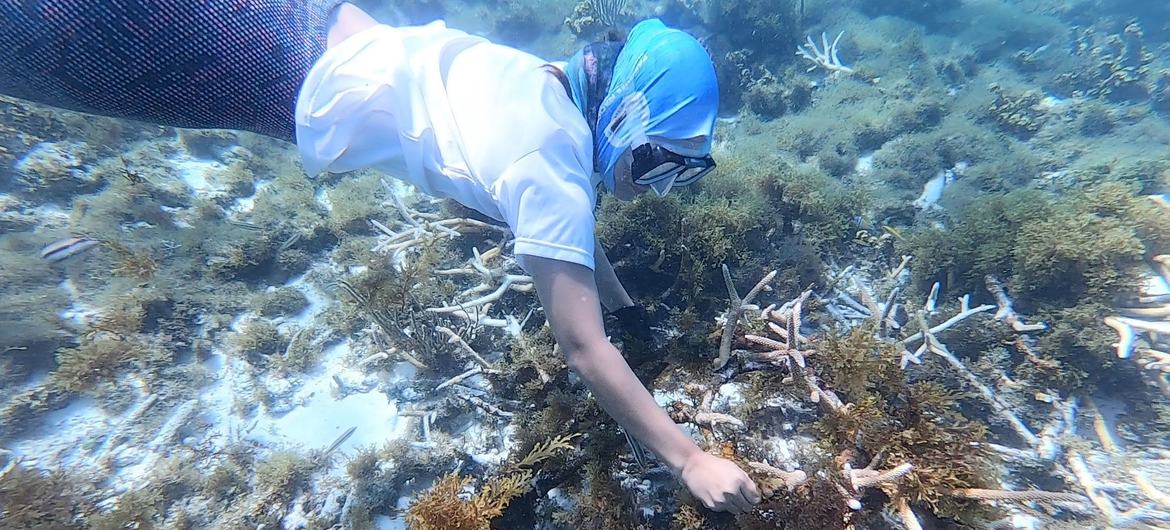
[595,189,766,309]
[902,179,1170,304]
[405,434,578,530]
[0,463,91,529]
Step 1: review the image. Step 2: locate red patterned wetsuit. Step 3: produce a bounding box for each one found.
[0,0,345,141]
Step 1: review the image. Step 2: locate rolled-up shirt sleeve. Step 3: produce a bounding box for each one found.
[494,149,597,270]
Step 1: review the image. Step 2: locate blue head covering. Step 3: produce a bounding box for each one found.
[564,19,719,191]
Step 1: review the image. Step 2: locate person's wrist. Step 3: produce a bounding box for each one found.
[670,444,706,477]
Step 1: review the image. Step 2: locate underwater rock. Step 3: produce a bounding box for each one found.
[854,0,961,24]
[708,0,799,60]
[1055,22,1153,102]
[253,287,311,318]
[1152,70,1170,116]
[985,85,1046,139]
[10,140,102,200]
[1077,102,1116,136]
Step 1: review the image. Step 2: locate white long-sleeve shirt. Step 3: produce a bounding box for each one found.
[295,22,598,268]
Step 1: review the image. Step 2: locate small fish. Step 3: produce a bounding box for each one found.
[881,225,905,241]
[278,231,302,252]
[41,237,100,263]
[227,219,263,231]
[324,426,358,456]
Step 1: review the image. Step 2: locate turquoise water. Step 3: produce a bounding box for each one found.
[1,1,1168,529]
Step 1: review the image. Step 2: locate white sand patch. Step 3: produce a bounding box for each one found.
[9,398,111,467]
[375,514,408,530]
[248,389,404,453]
[172,155,228,194]
[228,178,273,216]
[855,152,874,176]
[315,187,334,212]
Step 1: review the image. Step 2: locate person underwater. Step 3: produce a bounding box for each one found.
[0,0,762,513]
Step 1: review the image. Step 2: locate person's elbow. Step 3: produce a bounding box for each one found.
[560,335,617,377]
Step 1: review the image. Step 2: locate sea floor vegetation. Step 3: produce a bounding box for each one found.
[2,0,1169,529]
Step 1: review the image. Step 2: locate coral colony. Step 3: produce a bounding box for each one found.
[2,0,1170,529]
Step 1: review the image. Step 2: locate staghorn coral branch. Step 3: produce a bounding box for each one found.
[0,449,16,479]
[692,412,746,431]
[435,326,493,368]
[923,329,1041,449]
[747,461,808,495]
[986,275,1047,332]
[454,392,514,419]
[982,277,1048,329]
[894,496,924,530]
[797,31,856,74]
[848,462,913,490]
[901,295,995,345]
[97,393,159,463]
[1133,470,1170,506]
[946,488,1088,503]
[427,275,533,314]
[436,367,484,391]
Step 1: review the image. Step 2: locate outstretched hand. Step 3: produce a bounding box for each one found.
[679,451,762,514]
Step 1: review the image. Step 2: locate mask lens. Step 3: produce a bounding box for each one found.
[648,173,679,197]
[640,162,681,182]
[675,164,713,186]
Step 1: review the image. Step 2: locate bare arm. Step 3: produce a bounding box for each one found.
[524,255,761,513]
[593,237,635,313]
[326,3,379,48]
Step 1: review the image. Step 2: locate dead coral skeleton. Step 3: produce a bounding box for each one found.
[876,271,1170,526]
[797,31,856,75]
[1055,399,1170,527]
[1105,254,1170,394]
[370,178,507,269]
[427,246,533,336]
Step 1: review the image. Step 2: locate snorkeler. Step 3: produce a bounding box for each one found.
[0,1,762,514]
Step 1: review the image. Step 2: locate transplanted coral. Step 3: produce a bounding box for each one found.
[813,327,997,521]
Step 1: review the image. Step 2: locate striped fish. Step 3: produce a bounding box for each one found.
[41,237,100,263]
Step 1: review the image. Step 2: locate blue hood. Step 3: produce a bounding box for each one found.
[566,19,719,190]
